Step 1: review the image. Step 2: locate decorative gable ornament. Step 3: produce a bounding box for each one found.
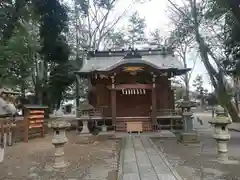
[123,48,142,59]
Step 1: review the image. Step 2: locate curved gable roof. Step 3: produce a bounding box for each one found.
[77,49,190,75]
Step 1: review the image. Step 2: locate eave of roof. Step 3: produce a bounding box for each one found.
[87,48,173,57]
[76,48,191,76]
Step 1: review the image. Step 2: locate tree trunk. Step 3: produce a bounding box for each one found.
[218,86,239,121]
[184,74,190,100]
[234,94,239,112]
[191,0,240,122]
[195,33,240,122]
[20,82,25,97]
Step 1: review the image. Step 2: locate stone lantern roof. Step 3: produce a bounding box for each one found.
[215,105,228,117]
[176,99,196,108]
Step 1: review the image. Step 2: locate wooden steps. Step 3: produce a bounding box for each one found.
[115,118,152,132]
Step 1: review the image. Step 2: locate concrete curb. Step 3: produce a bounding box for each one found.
[117,137,125,180]
[229,128,240,132]
[148,137,184,180]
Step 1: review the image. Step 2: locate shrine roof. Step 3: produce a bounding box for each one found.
[77,48,190,75]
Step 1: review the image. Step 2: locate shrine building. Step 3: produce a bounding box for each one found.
[75,48,190,132]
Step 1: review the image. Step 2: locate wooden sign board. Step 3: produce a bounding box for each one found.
[123,66,144,72]
[23,105,48,142]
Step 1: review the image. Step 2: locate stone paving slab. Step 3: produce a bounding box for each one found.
[118,135,182,180]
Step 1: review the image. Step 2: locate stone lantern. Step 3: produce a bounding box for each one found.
[76,103,95,143]
[177,98,198,143]
[77,103,95,134]
[48,109,71,168]
[100,106,108,133]
[0,96,17,162]
[209,105,232,163]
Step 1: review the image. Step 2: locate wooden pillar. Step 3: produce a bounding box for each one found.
[111,75,116,130]
[111,90,116,128]
[24,109,29,142]
[75,74,80,111]
[151,74,157,131]
[75,74,81,133]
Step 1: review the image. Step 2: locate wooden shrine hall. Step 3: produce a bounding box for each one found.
[75,48,190,132]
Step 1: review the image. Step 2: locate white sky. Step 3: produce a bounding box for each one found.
[115,0,212,92]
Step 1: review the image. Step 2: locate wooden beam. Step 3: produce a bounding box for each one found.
[107,84,152,90]
[151,87,157,131]
[151,74,157,131]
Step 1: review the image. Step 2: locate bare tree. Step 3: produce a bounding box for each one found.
[171,39,196,100]
[167,0,240,121]
[167,17,196,100]
[149,29,164,47]
[68,0,146,53]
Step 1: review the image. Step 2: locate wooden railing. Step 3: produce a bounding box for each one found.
[77,108,183,119]
[77,109,102,118]
[155,109,182,117]
[77,107,112,119]
[153,109,183,131]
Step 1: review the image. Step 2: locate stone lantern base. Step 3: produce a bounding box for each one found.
[98,125,109,137]
[179,132,199,144]
[76,120,95,144]
[212,138,239,164]
[101,125,107,132]
[212,158,239,165]
[76,133,96,144]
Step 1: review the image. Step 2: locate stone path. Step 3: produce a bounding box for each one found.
[118,135,182,180]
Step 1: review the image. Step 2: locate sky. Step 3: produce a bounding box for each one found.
[115,0,213,92]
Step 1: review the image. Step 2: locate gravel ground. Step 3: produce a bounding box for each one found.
[0,132,119,180]
[152,131,240,180]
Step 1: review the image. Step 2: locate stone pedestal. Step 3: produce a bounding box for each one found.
[179,110,199,144]
[101,124,107,132]
[48,116,70,168]
[81,119,90,134]
[179,132,199,143]
[216,139,229,161]
[76,118,94,144]
[97,124,112,140]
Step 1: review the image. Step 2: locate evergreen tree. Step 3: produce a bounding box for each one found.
[127,11,146,48]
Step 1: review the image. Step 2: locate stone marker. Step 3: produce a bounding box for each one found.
[49,108,70,168]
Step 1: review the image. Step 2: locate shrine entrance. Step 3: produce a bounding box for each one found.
[116,88,151,117]
[110,84,153,132]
